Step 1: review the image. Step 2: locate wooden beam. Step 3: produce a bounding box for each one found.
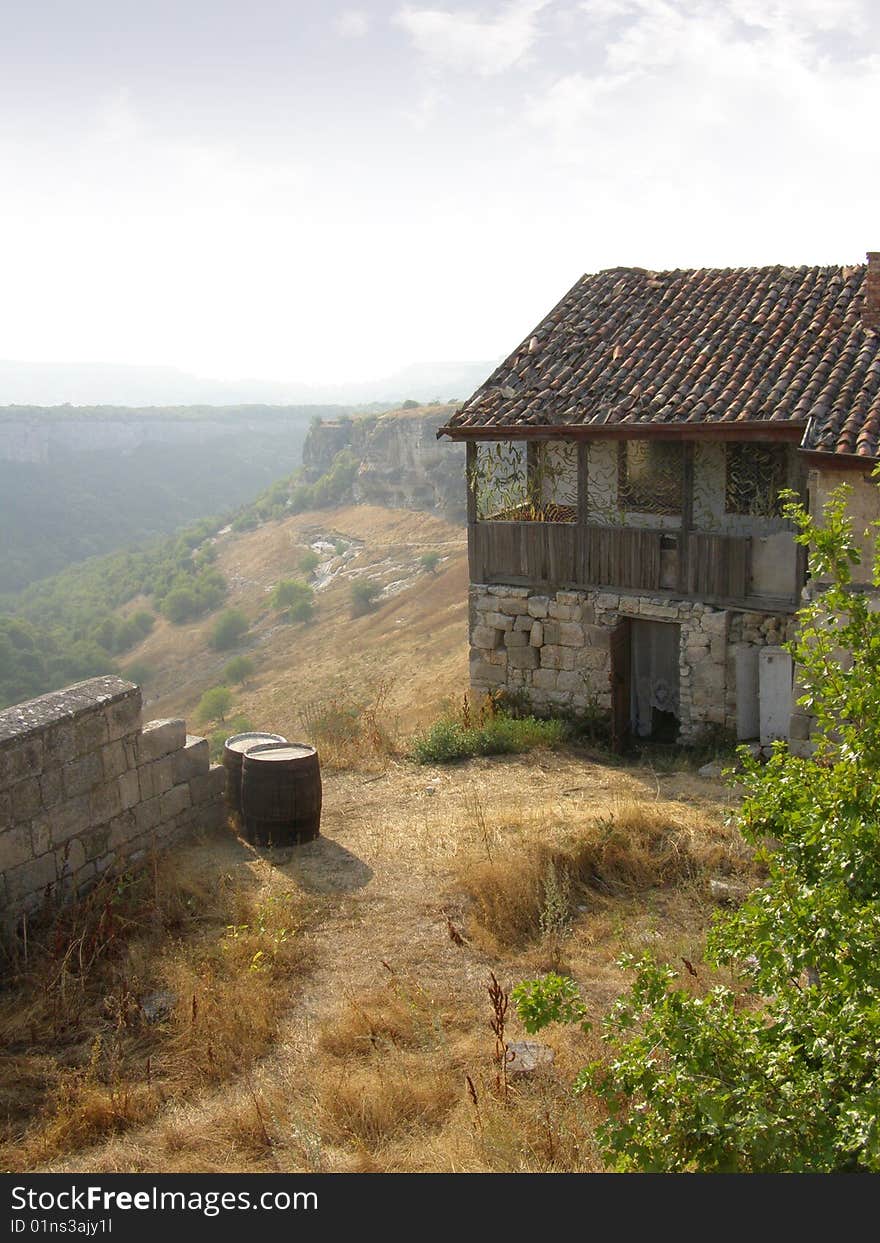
[526,440,541,513]
[466,440,477,523]
[798,449,880,471]
[577,441,589,526]
[440,422,808,443]
[466,440,478,581]
[678,441,694,594]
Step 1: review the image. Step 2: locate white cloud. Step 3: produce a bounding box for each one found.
[334,9,370,38]
[395,0,551,76]
[529,0,880,181]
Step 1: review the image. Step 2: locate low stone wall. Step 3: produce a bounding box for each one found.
[469,584,796,743]
[0,676,226,929]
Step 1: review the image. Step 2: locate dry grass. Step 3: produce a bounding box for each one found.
[456,796,752,954]
[299,973,604,1172]
[0,848,312,1170]
[3,714,752,1173]
[316,1061,460,1147]
[297,678,399,772]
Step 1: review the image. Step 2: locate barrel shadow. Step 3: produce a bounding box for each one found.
[258,835,373,894]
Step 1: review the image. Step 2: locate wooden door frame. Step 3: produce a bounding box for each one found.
[610,617,632,754]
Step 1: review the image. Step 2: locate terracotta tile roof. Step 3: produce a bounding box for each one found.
[443,264,880,459]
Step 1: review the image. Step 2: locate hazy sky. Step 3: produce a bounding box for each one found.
[1,1,878,385]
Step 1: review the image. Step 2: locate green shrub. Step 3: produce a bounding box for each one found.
[299,550,320,576]
[288,597,314,623]
[410,719,472,763]
[196,685,233,724]
[208,713,254,761]
[419,551,441,574]
[289,483,315,512]
[410,710,565,764]
[161,586,198,624]
[270,579,314,621]
[131,609,155,637]
[222,655,255,686]
[122,660,155,687]
[210,609,249,650]
[350,579,382,617]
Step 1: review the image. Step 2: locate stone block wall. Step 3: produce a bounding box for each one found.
[469,584,796,743]
[0,676,226,929]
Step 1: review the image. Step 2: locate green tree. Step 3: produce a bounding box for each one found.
[209,713,254,761]
[299,549,320,576]
[196,685,233,724]
[270,579,314,621]
[162,586,198,624]
[350,579,381,617]
[210,609,249,650]
[223,655,255,686]
[514,482,880,1172]
[123,660,155,687]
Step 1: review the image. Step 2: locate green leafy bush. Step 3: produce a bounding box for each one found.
[419,551,441,574]
[122,660,155,687]
[209,713,254,761]
[222,655,255,686]
[350,579,382,617]
[196,685,233,724]
[270,579,314,622]
[210,609,249,651]
[299,549,320,576]
[512,974,589,1035]
[514,482,880,1172]
[410,709,565,764]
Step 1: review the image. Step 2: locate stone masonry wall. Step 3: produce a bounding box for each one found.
[469,584,796,743]
[0,676,226,930]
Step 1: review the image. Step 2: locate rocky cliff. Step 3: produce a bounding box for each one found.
[302,404,466,522]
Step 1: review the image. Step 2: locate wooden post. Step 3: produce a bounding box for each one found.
[678,442,694,594]
[466,440,478,581]
[466,440,478,523]
[577,441,589,524]
[526,440,541,516]
[578,441,589,587]
[791,450,809,600]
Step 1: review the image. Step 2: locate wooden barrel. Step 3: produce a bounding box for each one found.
[240,742,322,847]
[223,732,288,821]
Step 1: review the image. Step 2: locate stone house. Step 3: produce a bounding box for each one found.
[439,253,880,750]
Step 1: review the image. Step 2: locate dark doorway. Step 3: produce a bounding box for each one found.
[630,619,681,742]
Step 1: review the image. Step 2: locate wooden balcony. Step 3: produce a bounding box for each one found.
[469,521,799,610]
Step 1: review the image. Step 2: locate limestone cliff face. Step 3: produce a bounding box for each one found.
[302,404,466,521]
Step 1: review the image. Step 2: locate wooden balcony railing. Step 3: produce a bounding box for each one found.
[469,521,793,608]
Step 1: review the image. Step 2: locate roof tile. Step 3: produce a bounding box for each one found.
[445,264,880,457]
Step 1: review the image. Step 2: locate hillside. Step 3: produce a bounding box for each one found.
[126,504,471,735]
[0,402,467,710]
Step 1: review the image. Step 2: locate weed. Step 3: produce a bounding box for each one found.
[0,854,310,1169]
[410,700,565,765]
[297,679,397,770]
[487,972,510,1104]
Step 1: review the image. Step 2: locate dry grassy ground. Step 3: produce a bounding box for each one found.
[1,503,756,1172]
[2,749,752,1173]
